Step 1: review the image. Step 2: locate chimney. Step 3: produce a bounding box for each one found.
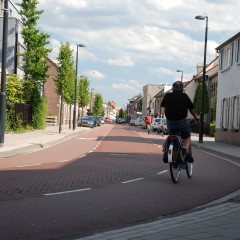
[196,64,203,74]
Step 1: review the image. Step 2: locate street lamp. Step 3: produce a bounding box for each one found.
[90,88,94,115]
[195,15,208,143]
[176,70,183,82]
[73,44,86,130]
[0,0,9,147]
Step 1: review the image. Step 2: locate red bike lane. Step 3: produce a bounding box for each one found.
[0,124,239,240]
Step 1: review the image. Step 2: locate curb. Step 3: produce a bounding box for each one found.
[191,142,240,166]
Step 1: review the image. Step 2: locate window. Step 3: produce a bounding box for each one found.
[0,0,4,16]
[237,39,240,63]
[219,43,234,71]
[231,96,240,131]
[221,98,229,130]
[219,49,224,70]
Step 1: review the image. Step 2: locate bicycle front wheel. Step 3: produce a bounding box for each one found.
[169,163,181,183]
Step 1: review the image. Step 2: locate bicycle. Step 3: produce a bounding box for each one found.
[162,129,193,183]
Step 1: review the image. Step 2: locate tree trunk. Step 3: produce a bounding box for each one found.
[69,105,71,129]
[59,95,63,133]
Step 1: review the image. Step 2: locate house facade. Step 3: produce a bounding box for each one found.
[215,32,240,145]
[142,84,166,117]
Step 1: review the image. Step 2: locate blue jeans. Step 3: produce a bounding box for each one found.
[167,119,191,139]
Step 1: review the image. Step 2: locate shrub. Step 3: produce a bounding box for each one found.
[209,122,216,137]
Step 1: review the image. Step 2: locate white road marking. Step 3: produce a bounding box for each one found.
[16,164,41,168]
[121,178,144,184]
[157,170,168,174]
[76,138,96,140]
[57,159,71,163]
[43,188,92,196]
[80,155,86,158]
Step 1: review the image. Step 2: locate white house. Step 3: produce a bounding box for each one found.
[215,32,240,146]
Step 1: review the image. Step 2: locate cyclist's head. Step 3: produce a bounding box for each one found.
[172,81,183,92]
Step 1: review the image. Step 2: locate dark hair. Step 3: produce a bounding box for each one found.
[172,81,183,92]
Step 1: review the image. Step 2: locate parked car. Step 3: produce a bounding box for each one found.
[117,118,126,124]
[97,116,105,125]
[141,116,146,129]
[158,118,168,134]
[129,119,136,125]
[105,117,110,123]
[152,118,163,131]
[135,118,142,126]
[95,117,101,126]
[78,116,96,128]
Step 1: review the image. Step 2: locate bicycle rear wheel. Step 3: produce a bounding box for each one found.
[170,163,181,183]
[169,143,181,183]
[186,162,193,178]
[186,146,193,178]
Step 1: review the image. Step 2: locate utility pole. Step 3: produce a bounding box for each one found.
[0,0,9,147]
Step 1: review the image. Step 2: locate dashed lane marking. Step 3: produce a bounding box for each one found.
[157,170,168,174]
[121,178,144,184]
[43,188,92,196]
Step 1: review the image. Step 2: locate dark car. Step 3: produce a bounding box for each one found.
[95,117,101,126]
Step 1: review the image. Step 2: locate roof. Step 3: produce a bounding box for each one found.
[215,32,240,51]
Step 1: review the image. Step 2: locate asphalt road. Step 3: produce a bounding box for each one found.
[0,124,239,240]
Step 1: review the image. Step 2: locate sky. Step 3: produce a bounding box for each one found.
[12,0,240,108]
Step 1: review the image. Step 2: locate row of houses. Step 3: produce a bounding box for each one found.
[127,32,240,146]
[0,1,117,126]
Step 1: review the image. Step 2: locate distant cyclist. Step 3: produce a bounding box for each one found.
[145,113,152,125]
[161,81,199,162]
[145,114,152,132]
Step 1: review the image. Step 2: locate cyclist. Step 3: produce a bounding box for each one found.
[161,81,199,162]
[145,113,152,131]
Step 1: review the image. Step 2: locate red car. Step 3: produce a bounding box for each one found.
[105,117,110,123]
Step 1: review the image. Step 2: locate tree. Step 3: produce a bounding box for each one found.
[77,76,90,122]
[56,42,75,133]
[5,75,23,107]
[193,82,209,115]
[5,75,23,131]
[17,0,51,129]
[92,93,104,116]
[118,108,126,119]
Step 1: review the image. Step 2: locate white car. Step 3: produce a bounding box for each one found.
[135,118,143,126]
[97,116,105,125]
[158,118,168,134]
[152,118,163,131]
[129,119,136,125]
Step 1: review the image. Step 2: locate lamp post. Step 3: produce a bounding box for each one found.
[176,70,183,82]
[90,88,94,115]
[0,0,8,147]
[195,15,208,143]
[73,44,86,130]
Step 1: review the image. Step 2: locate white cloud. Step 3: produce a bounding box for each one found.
[85,70,105,79]
[12,0,240,107]
[112,80,143,93]
[107,56,135,66]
